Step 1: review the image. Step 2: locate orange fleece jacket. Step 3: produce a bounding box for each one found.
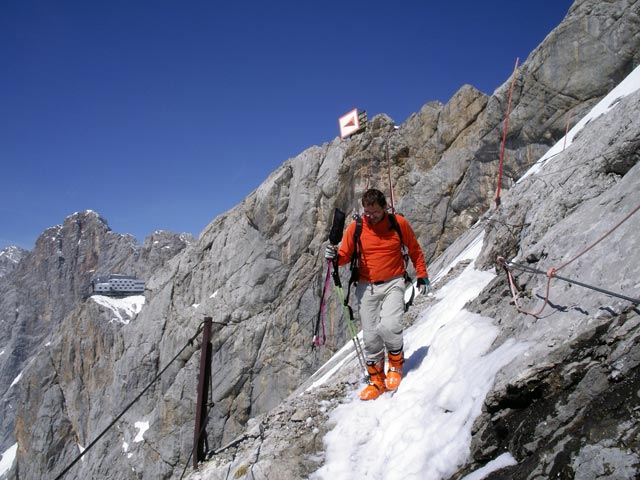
[337,213,428,283]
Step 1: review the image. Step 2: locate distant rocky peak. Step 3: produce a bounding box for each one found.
[0,245,28,262]
[144,229,192,246]
[61,210,114,239]
[0,246,28,278]
[65,209,110,229]
[32,210,123,254]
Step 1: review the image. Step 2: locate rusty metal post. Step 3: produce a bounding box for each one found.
[193,316,213,469]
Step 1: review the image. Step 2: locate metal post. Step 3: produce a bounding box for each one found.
[193,317,213,469]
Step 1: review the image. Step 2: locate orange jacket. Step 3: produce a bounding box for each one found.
[337,213,428,283]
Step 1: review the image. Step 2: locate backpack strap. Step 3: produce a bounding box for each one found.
[349,214,363,278]
[389,212,413,311]
[345,214,363,304]
[388,213,409,269]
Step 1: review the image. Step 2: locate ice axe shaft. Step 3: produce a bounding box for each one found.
[329,208,345,245]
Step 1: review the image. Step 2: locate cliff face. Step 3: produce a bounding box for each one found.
[3,0,640,479]
[183,71,640,480]
[465,78,640,480]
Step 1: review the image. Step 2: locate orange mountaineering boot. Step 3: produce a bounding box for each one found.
[385,349,404,391]
[360,361,387,401]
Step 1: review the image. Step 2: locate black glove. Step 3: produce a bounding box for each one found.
[324,245,338,260]
[417,277,430,295]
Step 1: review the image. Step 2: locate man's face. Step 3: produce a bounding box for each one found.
[363,204,385,226]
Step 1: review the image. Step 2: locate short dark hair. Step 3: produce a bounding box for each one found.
[362,189,387,208]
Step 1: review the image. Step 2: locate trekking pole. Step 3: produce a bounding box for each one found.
[331,258,369,382]
[312,263,332,347]
[313,208,346,348]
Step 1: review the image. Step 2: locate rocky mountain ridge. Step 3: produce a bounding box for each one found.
[1,0,639,478]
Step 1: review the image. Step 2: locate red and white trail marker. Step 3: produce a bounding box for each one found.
[338,108,361,139]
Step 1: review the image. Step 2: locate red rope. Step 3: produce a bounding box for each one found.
[552,203,640,275]
[495,58,519,208]
[498,256,553,317]
[386,135,395,213]
[497,202,640,317]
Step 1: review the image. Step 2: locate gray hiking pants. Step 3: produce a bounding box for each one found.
[354,276,405,364]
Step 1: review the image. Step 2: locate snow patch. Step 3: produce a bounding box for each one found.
[306,340,360,392]
[432,232,485,284]
[134,421,149,443]
[91,295,145,324]
[0,443,17,477]
[122,441,134,459]
[461,453,518,480]
[9,371,22,389]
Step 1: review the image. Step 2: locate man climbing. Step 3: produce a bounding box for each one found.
[325,188,429,400]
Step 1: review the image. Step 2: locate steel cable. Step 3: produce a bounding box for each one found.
[53,321,206,480]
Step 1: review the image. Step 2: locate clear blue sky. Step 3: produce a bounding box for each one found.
[0,0,573,251]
